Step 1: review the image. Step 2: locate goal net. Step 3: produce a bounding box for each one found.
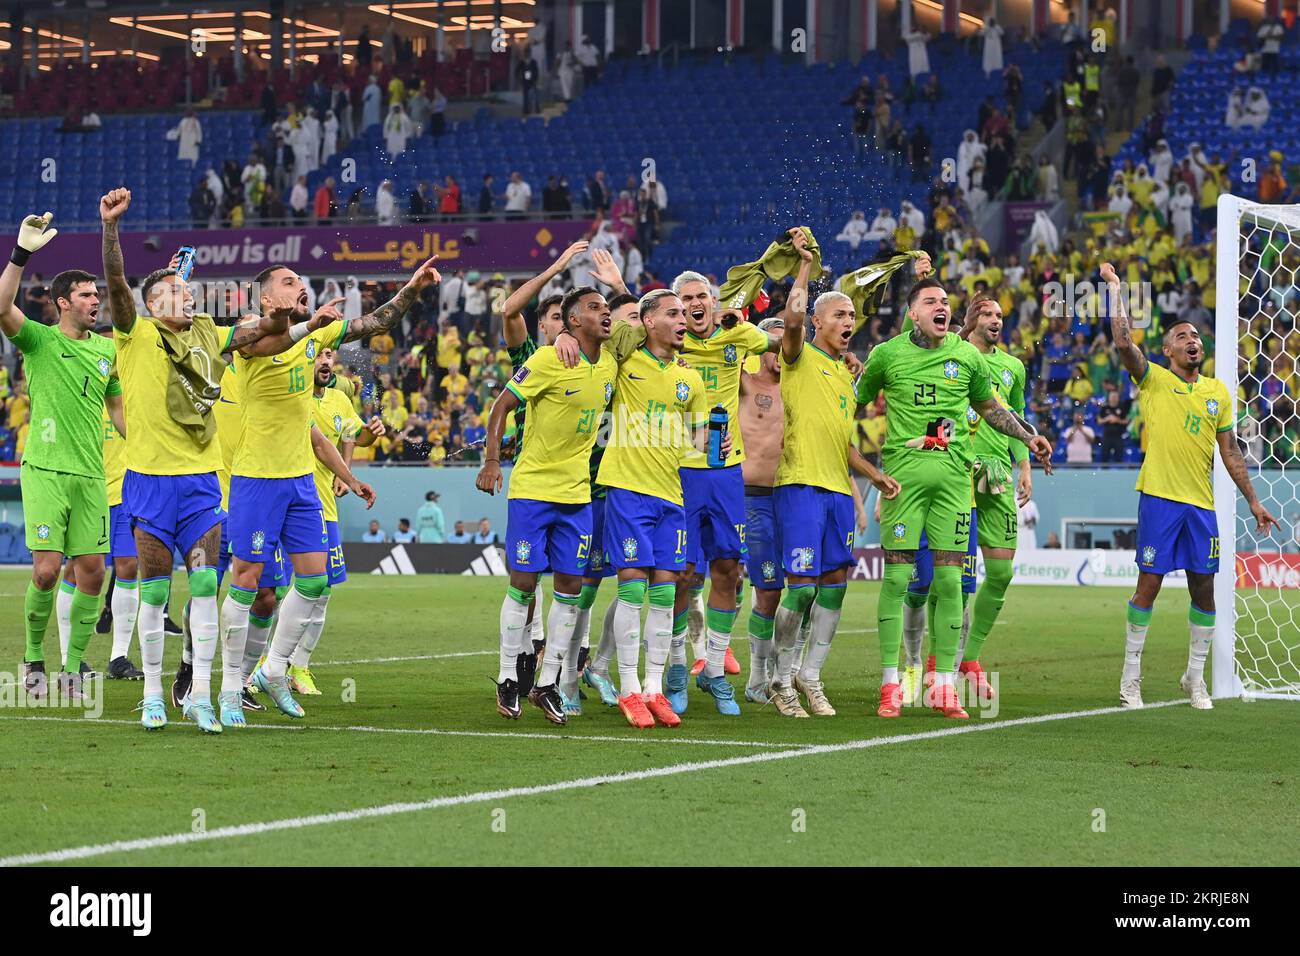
[1214,194,1300,701]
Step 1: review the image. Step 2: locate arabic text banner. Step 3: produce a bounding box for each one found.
[0,221,593,278]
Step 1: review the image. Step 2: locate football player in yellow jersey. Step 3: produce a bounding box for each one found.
[476,286,616,725]
[1103,262,1278,711]
[224,261,431,723]
[769,230,900,718]
[101,187,317,733]
[280,346,385,694]
[595,289,720,728]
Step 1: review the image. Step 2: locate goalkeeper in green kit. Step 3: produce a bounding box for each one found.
[856,277,1053,719]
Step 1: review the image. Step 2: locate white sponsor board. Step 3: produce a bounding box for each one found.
[998,549,1186,587]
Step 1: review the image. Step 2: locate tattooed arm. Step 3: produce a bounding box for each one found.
[340,256,441,344]
[973,397,1055,474]
[1101,261,1147,382]
[1216,428,1281,534]
[100,189,137,333]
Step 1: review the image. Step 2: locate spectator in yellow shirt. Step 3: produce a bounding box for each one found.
[381,390,409,431]
[444,364,470,404]
[855,402,887,465]
[1063,364,1095,403]
[437,325,463,370]
[15,421,29,457]
[370,329,395,369]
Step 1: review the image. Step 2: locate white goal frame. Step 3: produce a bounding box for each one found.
[1213,193,1298,700]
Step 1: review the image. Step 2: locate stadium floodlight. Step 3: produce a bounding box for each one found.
[1214,193,1300,701]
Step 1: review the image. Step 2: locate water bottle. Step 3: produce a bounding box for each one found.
[707,404,728,468]
[175,245,197,282]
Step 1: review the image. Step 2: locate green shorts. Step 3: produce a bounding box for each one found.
[879,451,973,553]
[974,484,1019,550]
[21,462,110,557]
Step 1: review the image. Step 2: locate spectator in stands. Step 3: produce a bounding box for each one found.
[850,91,873,163]
[322,110,340,165]
[1151,54,1175,113]
[429,88,448,139]
[1063,363,1094,403]
[473,518,498,545]
[261,83,278,126]
[362,520,387,543]
[1258,16,1284,74]
[417,492,446,543]
[957,130,985,194]
[409,182,431,223]
[558,45,578,101]
[1002,155,1037,200]
[437,176,461,218]
[1045,331,1072,394]
[542,175,570,213]
[504,171,532,219]
[856,402,886,466]
[169,110,202,167]
[189,177,216,229]
[903,28,930,78]
[407,81,431,137]
[1036,155,1060,202]
[376,180,398,225]
[385,103,413,157]
[447,521,472,544]
[478,174,496,217]
[345,276,363,322]
[1115,55,1140,133]
[518,46,541,115]
[271,134,295,197]
[285,175,307,222]
[1044,532,1062,549]
[835,211,869,251]
[314,177,337,224]
[362,74,382,132]
[587,170,609,214]
[463,273,488,333]
[1170,182,1195,243]
[1028,210,1060,255]
[577,35,600,88]
[1064,411,1096,464]
[980,16,1004,77]
[1098,390,1130,463]
[1258,153,1287,203]
[393,519,417,543]
[334,80,355,144]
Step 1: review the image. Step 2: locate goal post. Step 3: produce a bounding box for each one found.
[1213,193,1300,701]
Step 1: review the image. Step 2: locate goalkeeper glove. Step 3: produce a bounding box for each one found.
[12,213,58,266]
[973,455,1013,495]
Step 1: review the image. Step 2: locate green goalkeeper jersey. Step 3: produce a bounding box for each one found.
[855,331,992,471]
[970,346,1028,464]
[8,319,121,479]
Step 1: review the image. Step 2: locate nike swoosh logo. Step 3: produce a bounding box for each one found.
[272,357,285,364]
[565,389,580,396]
[628,374,645,380]
[821,370,832,376]
[61,353,74,359]
[218,397,237,404]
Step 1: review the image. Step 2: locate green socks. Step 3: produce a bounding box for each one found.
[878,563,912,671]
[965,558,1013,664]
[931,565,963,673]
[24,581,56,663]
[63,590,101,675]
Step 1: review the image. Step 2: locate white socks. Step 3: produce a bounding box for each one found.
[881,665,899,685]
[526,592,546,649]
[591,600,618,676]
[798,604,841,683]
[57,582,74,667]
[497,589,531,683]
[1187,624,1214,681]
[263,587,318,680]
[614,598,643,695]
[688,588,706,661]
[243,612,274,682]
[110,581,139,661]
[902,600,926,667]
[188,595,219,701]
[537,593,579,687]
[220,591,253,696]
[1124,626,1148,681]
[643,603,672,696]
[772,604,804,688]
[291,592,331,668]
[138,600,166,700]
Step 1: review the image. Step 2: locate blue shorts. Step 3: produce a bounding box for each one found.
[506,498,593,577]
[228,473,327,564]
[744,491,784,590]
[109,503,136,561]
[585,495,616,580]
[326,520,348,586]
[909,509,979,595]
[773,484,854,577]
[1136,493,1219,576]
[603,487,688,571]
[123,470,224,561]
[216,519,289,589]
[680,465,747,567]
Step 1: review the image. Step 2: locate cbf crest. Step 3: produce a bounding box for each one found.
[1141,545,1156,566]
[305,340,317,359]
[604,381,614,403]
[516,540,533,565]
[622,537,639,560]
[723,344,738,365]
[966,407,979,425]
[789,547,814,574]
[332,414,343,434]
[943,360,960,380]
[1206,398,1220,417]
[252,530,266,554]
[1001,368,1013,387]
[675,381,691,403]
[97,358,112,376]
[892,522,907,539]
[761,559,777,582]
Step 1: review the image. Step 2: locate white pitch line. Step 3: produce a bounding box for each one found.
[0,714,806,749]
[0,699,1188,867]
[311,650,497,666]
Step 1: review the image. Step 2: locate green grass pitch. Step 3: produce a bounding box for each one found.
[0,570,1296,866]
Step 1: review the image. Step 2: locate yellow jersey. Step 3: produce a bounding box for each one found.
[679,323,771,469]
[115,314,231,475]
[775,343,856,496]
[1134,362,1233,510]
[103,409,126,507]
[505,345,617,504]
[213,365,243,510]
[597,347,707,506]
[311,387,362,521]
[232,320,349,479]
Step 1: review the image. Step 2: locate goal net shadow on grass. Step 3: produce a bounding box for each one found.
[1218,194,1300,700]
